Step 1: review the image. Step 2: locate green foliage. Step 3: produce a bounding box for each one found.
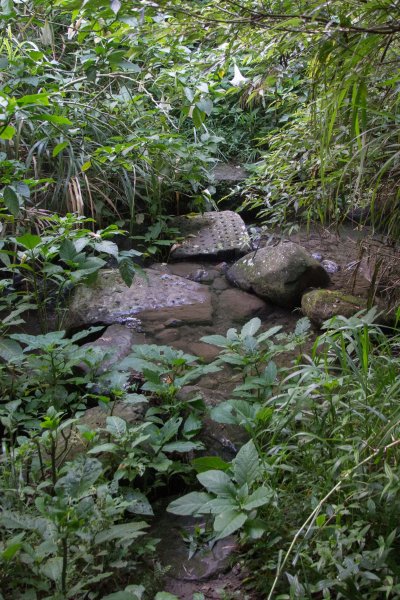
[168,440,273,541]
[0,213,142,332]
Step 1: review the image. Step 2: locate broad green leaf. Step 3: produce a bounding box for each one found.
[209,402,236,425]
[244,518,267,539]
[184,87,194,102]
[106,416,127,437]
[0,338,23,361]
[199,497,236,515]
[35,114,72,125]
[163,440,203,453]
[213,510,247,540]
[15,233,41,250]
[155,593,179,600]
[183,413,202,437]
[263,361,277,384]
[192,106,205,128]
[17,93,50,106]
[125,491,153,516]
[59,238,77,261]
[200,334,229,347]
[81,160,91,171]
[94,240,119,257]
[196,98,213,116]
[88,443,118,454]
[197,470,235,496]
[192,456,230,473]
[257,325,283,342]
[233,440,261,487]
[3,186,20,216]
[118,257,137,287]
[0,125,16,140]
[40,557,63,582]
[241,318,261,337]
[52,141,69,157]
[94,521,148,545]
[101,593,139,600]
[242,486,272,510]
[55,458,103,498]
[167,492,211,516]
[1,534,24,560]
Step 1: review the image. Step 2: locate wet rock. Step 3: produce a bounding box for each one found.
[217,288,271,322]
[68,269,213,329]
[81,402,144,429]
[312,252,323,262]
[322,259,340,274]
[227,243,330,308]
[185,341,220,363]
[215,262,229,273]
[212,277,230,291]
[301,289,367,327]
[152,510,237,581]
[80,324,145,373]
[213,163,248,183]
[168,262,204,278]
[155,329,180,344]
[170,211,250,260]
[176,387,247,460]
[164,318,184,328]
[189,269,216,284]
[62,401,145,461]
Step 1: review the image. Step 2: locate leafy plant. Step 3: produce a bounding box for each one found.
[0,213,142,332]
[167,440,273,542]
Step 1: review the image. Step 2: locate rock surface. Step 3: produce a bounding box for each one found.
[68,269,213,329]
[170,211,250,260]
[212,163,248,183]
[217,288,271,322]
[81,324,145,373]
[301,289,367,326]
[227,242,330,308]
[153,510,237,581]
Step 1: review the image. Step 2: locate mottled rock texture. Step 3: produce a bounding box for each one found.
[301,289,367,326]
[170,211,250,260]
[68,269,213,328]
[227,242,330,308]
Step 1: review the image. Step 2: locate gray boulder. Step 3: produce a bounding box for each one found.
[227,242,330,308]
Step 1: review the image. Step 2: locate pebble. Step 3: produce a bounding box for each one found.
[311,252,323,262]
[321,259,340,273]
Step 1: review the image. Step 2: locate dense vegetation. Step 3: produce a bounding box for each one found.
[1,1,400,598]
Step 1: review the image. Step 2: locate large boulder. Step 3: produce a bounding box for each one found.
[226,242,330,308]
[68,269,213,329]
[301,289,367,327]
[170,211,250,260]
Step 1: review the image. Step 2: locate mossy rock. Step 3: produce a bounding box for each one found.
[301,289,367,327]
[227,242,330,309]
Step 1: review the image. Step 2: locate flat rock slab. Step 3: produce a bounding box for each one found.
[171,211,250,260]
[227,242,330,308]
[68,269,213,329]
